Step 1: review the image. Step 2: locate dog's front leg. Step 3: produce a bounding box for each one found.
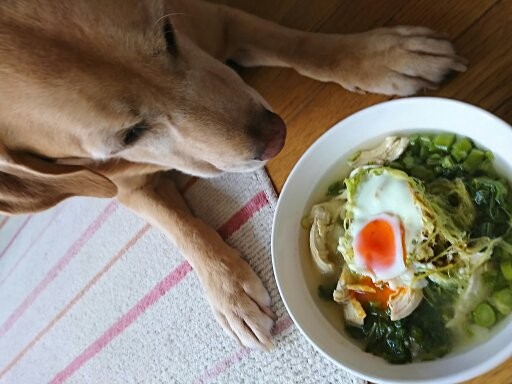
[202,3,466,96]
[116,173,274,350]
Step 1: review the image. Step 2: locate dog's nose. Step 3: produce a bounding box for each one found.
[251,110,287,161]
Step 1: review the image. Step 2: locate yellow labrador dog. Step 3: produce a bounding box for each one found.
[0,0,465,350]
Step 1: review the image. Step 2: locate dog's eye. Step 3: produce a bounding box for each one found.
[163,19,177,55]
[123,121,148,146]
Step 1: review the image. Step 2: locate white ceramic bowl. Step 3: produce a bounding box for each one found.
[272,97,512,384]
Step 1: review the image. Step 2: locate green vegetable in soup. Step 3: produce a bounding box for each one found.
[463,149,485,173]
[410,165,435,181]
[441,155,455,170]
[327,180,345,197]
[433,133,456,152]
[469,177,511,238]
[500,261,512,280]
[346,284,453,364]
[482,267,510,293]
[472,303,496,328]
[492,289,512,315]
[451,137,473,162]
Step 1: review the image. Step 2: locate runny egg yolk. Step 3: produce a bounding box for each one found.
[353,277,396,308]
[353,214,407,281]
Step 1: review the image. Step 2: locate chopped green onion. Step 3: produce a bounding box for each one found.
[419,135,432,145]
[451,138,473,162]
[492,289,512,315]
[478,159,495,175]
[433,133,455,152]
[427,154,442,166]
[472,303,496,328]
[418,136,439,153]
[463,149,485,173]
[500,260,512,281]
[441,155,455,169]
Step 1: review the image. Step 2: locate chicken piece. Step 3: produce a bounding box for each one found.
[343,298,366,326]
[309,206,335,273]
[309,198,345,274]
[333,266,354,303]
[349,136,409,168]
[388,287,423,321]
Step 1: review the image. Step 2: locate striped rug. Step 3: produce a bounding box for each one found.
[0,169,362,384]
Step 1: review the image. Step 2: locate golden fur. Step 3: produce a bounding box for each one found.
[0,0,465,349]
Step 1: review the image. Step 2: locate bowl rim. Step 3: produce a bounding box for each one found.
[271,96,512,384]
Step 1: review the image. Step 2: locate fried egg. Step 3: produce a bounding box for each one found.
[347,169,424,283]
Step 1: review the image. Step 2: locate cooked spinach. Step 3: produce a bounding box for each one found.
[326,180,345,197]
[346,284,453,364]
[468,177,511,238]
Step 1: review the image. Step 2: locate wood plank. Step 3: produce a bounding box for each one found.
[440,0,512,124]
[387,0,499,37]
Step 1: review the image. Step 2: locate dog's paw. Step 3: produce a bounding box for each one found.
[331,26,467,96]
[198,249,275,350]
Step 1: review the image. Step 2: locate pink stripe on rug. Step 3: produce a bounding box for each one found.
[194,315,293,384]
[50,191,269,382]
[50,261,193,384]
[271,315,293,335]
[0,207,64,290]
[0,201,117,339]
[217,191,269,239]
[0,216,33,260]
[0,224,151,380]
[196,348,251,384]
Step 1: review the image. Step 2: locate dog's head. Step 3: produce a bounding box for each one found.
[0,0,286,181]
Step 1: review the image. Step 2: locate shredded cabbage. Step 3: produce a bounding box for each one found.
[339,166,502,295]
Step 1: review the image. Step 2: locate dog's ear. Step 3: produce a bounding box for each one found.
[0,145,117,214]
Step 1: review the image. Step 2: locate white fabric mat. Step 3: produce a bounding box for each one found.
[0,169,363,384]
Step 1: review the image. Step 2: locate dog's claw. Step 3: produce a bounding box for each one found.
[261,305,277,320]
[263,338,274,352]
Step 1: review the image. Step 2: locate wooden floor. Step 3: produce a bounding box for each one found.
[213,1,511,383]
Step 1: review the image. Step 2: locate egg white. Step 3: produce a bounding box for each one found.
[346,169,424,283]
